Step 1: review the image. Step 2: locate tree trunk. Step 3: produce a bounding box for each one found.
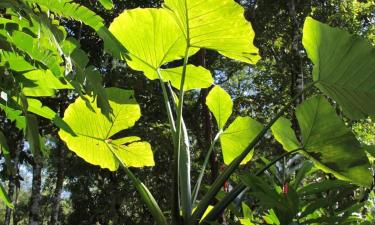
[49,143,66,225]
[28,152,42,225]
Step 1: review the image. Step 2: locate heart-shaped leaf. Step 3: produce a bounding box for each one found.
[303,17,375,119]
[163,0,260,64]
[59,88,154,171]
[272,96,372,187]
[220,116,263,165]
[206,86,233,129]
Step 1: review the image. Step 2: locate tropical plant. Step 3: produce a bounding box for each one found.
[0,0,374,225]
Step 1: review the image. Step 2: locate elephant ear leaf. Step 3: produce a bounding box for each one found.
[59,88,154,171]
[220,117,263,165]
[303,17,375,119]
[206,86,233,130]
[109,8,188,79]
[271,117,301,151]
[109,8,212,90]
[273,96,372,187]
[163,0,260,64]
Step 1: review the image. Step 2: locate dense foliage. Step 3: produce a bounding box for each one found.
[0,0,374,225]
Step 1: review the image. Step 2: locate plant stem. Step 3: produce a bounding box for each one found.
[175,46,192,223]
[190,82,315,225]
[107,143,168,225]
[201,148,303,223]
[156,69,176,135]
[192,131,222,205]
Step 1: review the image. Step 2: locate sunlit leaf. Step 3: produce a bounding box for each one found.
[59,88,154,171]
[220,116,263,165]
[98,0,114,10]
[18,70,73,97]
[164,0,260,64]
[109,8,191,78]
[271,117,301,151]
[161,65,213,91]
[206,86,233,129]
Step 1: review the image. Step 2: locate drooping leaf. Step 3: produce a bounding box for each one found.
[220,117,263,165]
[109,8,188,79]
[295,96,372,187]
[0,103,26,130]
[0,50,35,72]
[160,65,213,91]
[163,0,260,64]
[206,86,233,129]
[18,69,73,97]
[303,17,375,119]
[24,0,127,58]
[9,30,63,77]
[271,117,301,151]
[25,114,41,156]
[98,0,114,10]
[26,98,75,136]
[0,182,13,209]
[59,88,154,171]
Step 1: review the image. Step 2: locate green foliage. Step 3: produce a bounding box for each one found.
[206,86,233,129]
[272,96,372,187]
[220,117,263,165]
[59,88,154,171]
[164,0,260,63]
[1,0,375,224]
[303,17,375,119]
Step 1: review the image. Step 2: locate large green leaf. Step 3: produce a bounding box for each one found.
[206,86,233,129]
[303,17,375,119]
[163,0,260,64]
[160,65,213,91]
[109,8,187,79]
[59,88,154,171]
[109,8,213,90]
[273,96,372,187]
[220,116,263,165]
[271,117,301,151]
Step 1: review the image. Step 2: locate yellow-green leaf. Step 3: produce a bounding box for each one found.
[161,65,213,91]
[206,86,233,129]
[59,88,154,171]
[220,116,263,165]
[164,0,260,64]
[109,8,188,79]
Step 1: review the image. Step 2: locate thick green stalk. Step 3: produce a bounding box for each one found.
[156,69,176,134]
[175,46,192,223]
[107,143,168,225]
[201,148,303,223]
[190,83,315,225]
[192,131,222,205]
